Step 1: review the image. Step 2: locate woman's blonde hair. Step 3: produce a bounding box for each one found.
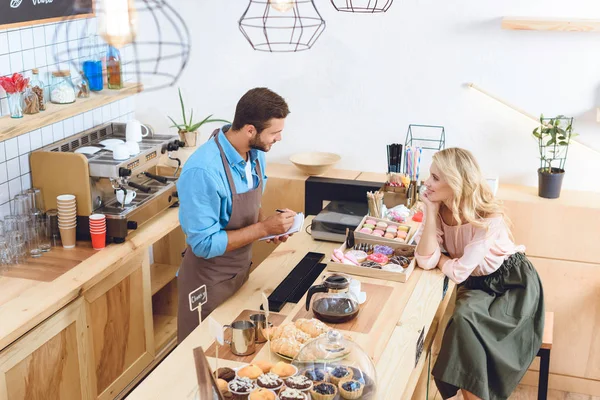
[431,148,509,231]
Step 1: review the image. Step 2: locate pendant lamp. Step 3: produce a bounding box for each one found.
[53,0,190,91]
[330,0,394,13]
[239,0,326,52]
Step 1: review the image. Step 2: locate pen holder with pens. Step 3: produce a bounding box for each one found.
[406,181,419,208]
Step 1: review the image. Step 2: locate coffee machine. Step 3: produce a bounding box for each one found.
[30,122,184,243]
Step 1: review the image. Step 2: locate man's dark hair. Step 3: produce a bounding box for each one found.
[231,88,290,133]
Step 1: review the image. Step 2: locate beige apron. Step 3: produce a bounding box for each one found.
[177,129,263,343]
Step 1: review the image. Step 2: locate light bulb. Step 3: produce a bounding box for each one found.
[270,0,295,12]
[97,0,138,48]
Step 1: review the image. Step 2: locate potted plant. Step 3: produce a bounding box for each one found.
[532,114,578,199]
[168,88,230,148]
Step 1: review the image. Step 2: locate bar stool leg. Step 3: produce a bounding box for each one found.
[538,348,550,400]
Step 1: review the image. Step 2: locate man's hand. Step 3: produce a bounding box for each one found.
[261,211,295,236]
[266,234,293,244]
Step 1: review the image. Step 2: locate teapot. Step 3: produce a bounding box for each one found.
[305,273,360,323]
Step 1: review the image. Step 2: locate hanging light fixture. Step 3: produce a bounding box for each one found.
[330,0,394,13]
[54,0,190,92]
[239,0,326,52]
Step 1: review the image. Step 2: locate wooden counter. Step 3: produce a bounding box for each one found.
[127,216,454,400]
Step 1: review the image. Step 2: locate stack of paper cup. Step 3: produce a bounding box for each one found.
[57,194,77,248]
[89,214,106,250]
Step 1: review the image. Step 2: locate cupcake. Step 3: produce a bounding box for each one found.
[375,221,388,229]
[250,388,277,400]
[257,373,283,390]
[271,361,297,378]
[310,382,337,400]
[345,250,367,263]
[303,367,328,382]
[229,377,256,397]
[329,366,353,385]
[365,219,377,225]
[359,227,373,234]
[284,375,313,391]
[216,367,236,382]
[255,360,274,374]
[372,229,384,237]
[238,364,263,380]
[279,387,306,400]
[338,380,364,399]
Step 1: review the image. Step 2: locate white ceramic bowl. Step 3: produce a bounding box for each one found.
[289,152,341,176]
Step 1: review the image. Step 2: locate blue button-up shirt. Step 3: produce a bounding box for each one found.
[177,127,267,259]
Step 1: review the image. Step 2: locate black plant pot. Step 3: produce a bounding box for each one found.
[538,168,565,199]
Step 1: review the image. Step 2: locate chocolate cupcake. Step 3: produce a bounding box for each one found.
[257,373,283,390]
[309,382,337,400]
[279,387,306,400]
[284,375,313,391]
[228,377,256,398]
[338,380,364,399]
[303,367,327,382]
[216,367,236,382]
[329,366,353,385]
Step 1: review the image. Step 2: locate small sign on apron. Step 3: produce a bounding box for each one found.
[189,284,208,312]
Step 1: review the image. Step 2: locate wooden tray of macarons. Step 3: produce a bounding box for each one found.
[326,216,417,283]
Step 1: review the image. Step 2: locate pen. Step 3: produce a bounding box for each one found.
[276,209,285,213]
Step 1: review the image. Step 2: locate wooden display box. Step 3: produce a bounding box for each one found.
[354,215,416,246]
[382,184,408,208]
[326,236,416,283]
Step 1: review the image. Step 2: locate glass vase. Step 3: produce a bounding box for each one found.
[7,92,24,119]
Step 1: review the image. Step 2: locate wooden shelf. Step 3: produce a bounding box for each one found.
[0,82,143,142]
[153,314,177,353]
[501,17,600,32]
[150,263,179,296]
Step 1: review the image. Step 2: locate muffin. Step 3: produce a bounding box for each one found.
[217,379,230,396]
[284,375,313,391]
[338,380,364,399]
[249,388,277,400]
[303,367,328,382]
[229,377,256,397]
[309,382,337,400]
[329,366,353,385]
[257,373,283,390]
[216,367,236,382]
[271,361,297,378]
[255,360,274,374]
[238,364,263,380]
[279,387,306,400]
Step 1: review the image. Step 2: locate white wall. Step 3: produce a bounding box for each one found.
[136,0,600,192]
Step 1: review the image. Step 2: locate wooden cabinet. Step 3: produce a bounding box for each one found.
[0,298,92,400]
[83,252,154,400]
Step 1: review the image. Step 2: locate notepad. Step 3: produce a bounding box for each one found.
[259,212,305,241]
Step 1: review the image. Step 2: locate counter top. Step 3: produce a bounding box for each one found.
[0,207,180,351]
[127,216,448,400]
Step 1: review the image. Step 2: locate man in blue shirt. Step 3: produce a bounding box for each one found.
[176,88,295,342]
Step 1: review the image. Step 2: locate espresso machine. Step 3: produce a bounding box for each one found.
[30,122,184,243]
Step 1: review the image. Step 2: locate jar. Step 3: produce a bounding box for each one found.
[50,71,76,104]
[75,71,90,98]
[23,87,40,114]
[30,68,46,111]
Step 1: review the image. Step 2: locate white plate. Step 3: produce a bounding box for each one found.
[99,139,124,147]
[74,146,102,155]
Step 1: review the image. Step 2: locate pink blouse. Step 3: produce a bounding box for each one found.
[413,214,525,284]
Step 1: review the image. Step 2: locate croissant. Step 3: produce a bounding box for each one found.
[268,323,312,343]
[294,318,330,338]
[270,337,302,358]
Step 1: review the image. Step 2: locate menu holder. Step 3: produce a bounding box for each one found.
[193,346,225,400]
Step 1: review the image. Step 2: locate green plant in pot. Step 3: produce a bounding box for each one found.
[532,114,577,199]
[168,88,230,148]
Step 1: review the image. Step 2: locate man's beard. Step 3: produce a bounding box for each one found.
[249,135,270,152]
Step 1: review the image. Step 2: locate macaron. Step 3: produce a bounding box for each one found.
[384,233,395,239]
[386,226,398,233]
[376,221,388,229]
[363,224,376,230]
[365,219,377,225]
[359,227,373,234]
[396,231,408,239]
[397,225,410,232]
[372,229,384,237]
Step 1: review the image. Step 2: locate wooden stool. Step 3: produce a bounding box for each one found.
[536,312,554,400]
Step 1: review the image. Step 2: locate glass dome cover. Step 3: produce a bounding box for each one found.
[291,330,377,399]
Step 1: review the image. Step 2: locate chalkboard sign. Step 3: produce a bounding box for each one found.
[0,0,94,30]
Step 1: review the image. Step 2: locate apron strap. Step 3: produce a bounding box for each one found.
[214,132,239,196]
[255,158,264,189]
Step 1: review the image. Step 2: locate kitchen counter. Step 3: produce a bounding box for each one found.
[127,216,453,400]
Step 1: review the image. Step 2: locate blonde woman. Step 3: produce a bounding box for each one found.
[415,148,544,400]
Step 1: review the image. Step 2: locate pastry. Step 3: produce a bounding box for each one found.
[257,372,283,390]
[375,221,388,229]
[394,247,415,257]
[269,323,311,343]
[329,366,353,385]
[345,249,367,263]
[397,225,410,232]
[386,225,398,233]
[228,377,256,395]
[279,387,306,400]
[384,232,395,239]
[389,255,410,266]
[216,367,236,382]
[238,364,263,380]
[249,388,276,400]
[294,318,330,338]
[362,223,375,229]
[338,380,364,399]
[270,337,302,359]
[359,227,373,234]
[396,231,408,240]
[217,379,229,395]
[365,219,377,225]
[310,382,337,400]
[372,229,384,236]
[303,367,328,382]
[367,253,388,264]
[284,375,313,391]
[271,361,297,378]
[255,360,274,374]
[360,260,382,269]
[373,245,393,255]
[353,243,374,253]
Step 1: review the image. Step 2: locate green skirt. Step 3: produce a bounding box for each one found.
[433,253,544,400]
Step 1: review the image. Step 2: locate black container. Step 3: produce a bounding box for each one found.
[538,168,565,199]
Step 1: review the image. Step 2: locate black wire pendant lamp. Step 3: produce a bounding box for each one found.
[53,0,191,91]
[330,0,394,13]
[239,0,326,52]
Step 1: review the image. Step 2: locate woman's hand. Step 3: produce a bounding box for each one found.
[421,189,441,215]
